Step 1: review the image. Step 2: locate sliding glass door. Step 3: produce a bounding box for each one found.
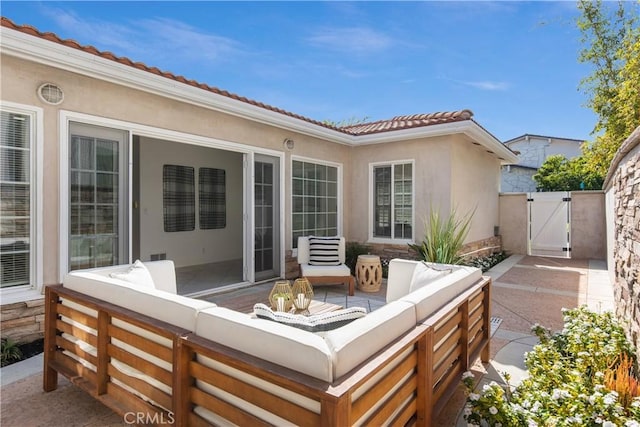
[254,155,280,281]
[69,122,129,270]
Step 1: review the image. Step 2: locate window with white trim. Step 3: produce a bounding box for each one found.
[1,110,34,288]
[373,162,413,240]
[292,160,338,248]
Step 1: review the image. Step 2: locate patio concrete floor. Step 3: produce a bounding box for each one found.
[0,255,614,426]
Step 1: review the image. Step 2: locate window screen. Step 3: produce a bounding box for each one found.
[1,111,31,288]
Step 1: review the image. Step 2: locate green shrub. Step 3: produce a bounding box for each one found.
[408,206,473,264]
[1,338,23,367]
[462,306,640,426]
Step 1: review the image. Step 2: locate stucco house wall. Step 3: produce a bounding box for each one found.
[498,193,528,255]
[348,136,453,244]
[451,137,502,243]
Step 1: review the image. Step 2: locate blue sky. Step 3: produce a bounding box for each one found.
[3,1,598,141]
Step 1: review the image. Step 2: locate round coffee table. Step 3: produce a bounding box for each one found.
[356,255,382,292]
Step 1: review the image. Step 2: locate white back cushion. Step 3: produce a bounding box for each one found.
[144,260,177,294]
[386,259,420,302]
[63,271,215,331]
[408,262,452,293]
[110,260,155,288]
[71,260,178,294]
[399,266,482,321]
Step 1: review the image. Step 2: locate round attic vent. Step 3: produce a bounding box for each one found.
[37,83,64,105]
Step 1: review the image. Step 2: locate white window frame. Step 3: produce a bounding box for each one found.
[368,159,415,244]
[0,101,44,304]
[290,155,343,255]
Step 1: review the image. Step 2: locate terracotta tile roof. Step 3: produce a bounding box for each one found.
[1,17,474,137]
[341,110,473,135]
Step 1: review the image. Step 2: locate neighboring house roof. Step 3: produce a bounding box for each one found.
[503,133,585,145]
[505,164,538,171]
[0,17,518,163]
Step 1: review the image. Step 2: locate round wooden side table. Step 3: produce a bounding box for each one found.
[356,255,382,293]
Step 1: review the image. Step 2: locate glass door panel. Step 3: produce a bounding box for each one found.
[69,123,128,271]
[254,155,279,281]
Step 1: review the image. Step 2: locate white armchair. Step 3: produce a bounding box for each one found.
[297,236,355,296]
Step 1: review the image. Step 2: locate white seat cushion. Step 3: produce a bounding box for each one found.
[324,301,417,379]
[195,307,335,382]
[300,263,351,277]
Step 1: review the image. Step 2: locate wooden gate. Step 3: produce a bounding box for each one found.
[527,191,571,258]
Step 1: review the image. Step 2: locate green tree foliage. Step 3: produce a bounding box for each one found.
[578,0,640,175]
[534,1,639,191]
[533,154,603,191]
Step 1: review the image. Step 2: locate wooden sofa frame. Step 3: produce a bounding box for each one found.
[44,277,491,426]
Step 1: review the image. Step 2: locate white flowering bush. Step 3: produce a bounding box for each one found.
[463,252,507,272]
[462,306,640,426]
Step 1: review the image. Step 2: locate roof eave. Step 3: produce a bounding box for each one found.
[354,120,519,164]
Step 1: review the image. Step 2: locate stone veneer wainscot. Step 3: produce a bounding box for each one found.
[604,125,640,356]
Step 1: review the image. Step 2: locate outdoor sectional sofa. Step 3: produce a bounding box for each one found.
[43,258,491,426]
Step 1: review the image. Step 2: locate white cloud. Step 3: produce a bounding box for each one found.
[306,27,394,54]
[40,6,244,64]
[42,7,139,53]
[135,18,243,62]
[460,80,511,91]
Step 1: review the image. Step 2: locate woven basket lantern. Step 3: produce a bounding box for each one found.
[291,278,314,311]
[269,280,294,312]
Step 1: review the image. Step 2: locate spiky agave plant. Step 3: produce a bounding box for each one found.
[409,206,474,264]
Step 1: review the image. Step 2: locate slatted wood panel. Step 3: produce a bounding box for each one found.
[43,285,190,424]
[425,277,492,421]
[44,277,492,427]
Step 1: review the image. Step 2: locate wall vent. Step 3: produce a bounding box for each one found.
[37,83,64,105]
[150,253,167,261]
